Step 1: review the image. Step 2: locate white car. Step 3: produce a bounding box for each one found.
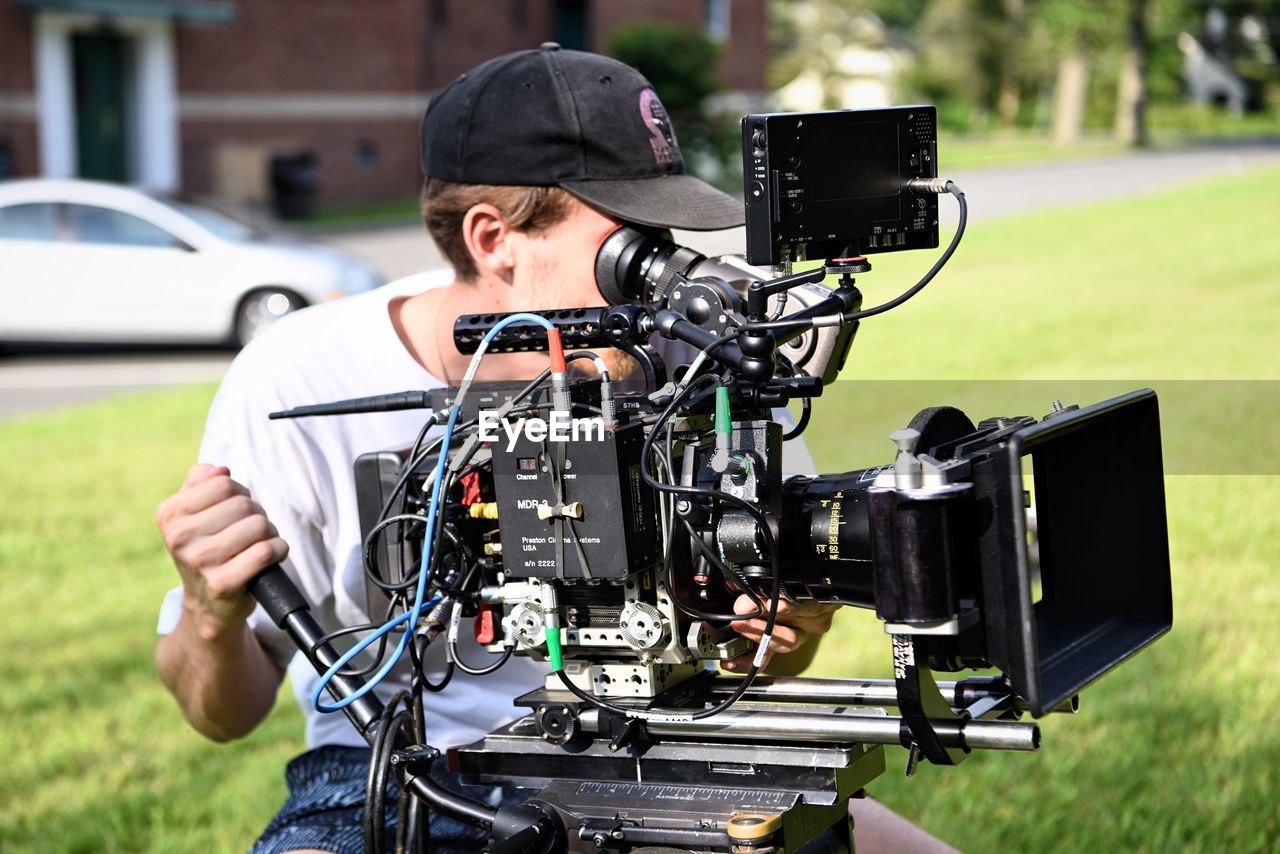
[0,179,383,347]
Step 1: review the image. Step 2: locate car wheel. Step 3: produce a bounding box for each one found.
[233,288,305,347]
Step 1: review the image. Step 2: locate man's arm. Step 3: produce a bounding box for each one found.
[156,610,284,742]
[154,463,288,742]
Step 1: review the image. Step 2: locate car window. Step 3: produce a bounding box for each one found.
[0,203,59,240]
[65,204,185,249]
[164,199,256,242]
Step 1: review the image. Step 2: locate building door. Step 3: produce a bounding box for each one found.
[553,0,589,51]
[72,32,128,182]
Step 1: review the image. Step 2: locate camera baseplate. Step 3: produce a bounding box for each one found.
[454,710,884,853]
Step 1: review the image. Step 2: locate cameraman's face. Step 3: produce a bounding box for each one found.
[509,195,621,311]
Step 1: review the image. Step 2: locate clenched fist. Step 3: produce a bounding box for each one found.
[155,463,288,641]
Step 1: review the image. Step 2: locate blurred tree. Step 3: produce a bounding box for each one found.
[768,0,909,108]
[1147,0,1200,104]
[771,0,1035,131]
[608,22,738,188]
[1030,0,1121,144]
[903,0,1009,131]
[1115,0,1151,145]
[997,0,1031,126]
[772,0,1275,145]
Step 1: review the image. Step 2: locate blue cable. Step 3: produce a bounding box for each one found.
[310,403,457,712]
[311,312,555,714]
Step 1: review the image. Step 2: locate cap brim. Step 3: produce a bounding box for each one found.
[561,174,745,231]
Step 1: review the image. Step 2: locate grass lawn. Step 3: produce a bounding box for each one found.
[940,131,1128,170]
[2,165,1278,851]
[298,197,423,232]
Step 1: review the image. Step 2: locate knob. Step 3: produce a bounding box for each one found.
[890,427,920,455]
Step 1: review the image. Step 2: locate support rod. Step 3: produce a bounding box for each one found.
[579,707,1040,752]
[708,676,1078,715]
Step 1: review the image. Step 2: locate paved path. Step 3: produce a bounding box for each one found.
[4,140,1277,419]
[0,352,232,419]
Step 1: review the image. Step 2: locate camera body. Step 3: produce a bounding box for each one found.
[358,381,1171,719]
[270,105,1173,852]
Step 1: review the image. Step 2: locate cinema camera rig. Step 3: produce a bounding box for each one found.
[249,107,1173,853]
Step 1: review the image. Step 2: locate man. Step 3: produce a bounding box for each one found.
[155,45,951,853]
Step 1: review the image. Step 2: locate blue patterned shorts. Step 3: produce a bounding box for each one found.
[249,746,531,854]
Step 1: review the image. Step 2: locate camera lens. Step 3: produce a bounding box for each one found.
[777,470,880,607]
[594,226,708,306]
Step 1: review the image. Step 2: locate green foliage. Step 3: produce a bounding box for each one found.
[1149,101,1280,135]
[865,0,930,31]
[1030,0,1123,53]
[1084,49,1123,128]
[939,131,1126,168]
[608,22,722,115]
[1,167,1279,850]
[607,22,740,190]
[768,0,916,114]
[1147,0,1202,103]
[826,0,1278,145]
[765,0,802,92]
[903,0,1008,128]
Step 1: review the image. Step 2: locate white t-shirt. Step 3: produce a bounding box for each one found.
[158,269,819,751]
[159,269,548,750]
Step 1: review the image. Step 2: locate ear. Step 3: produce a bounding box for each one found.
[461,203,515,282]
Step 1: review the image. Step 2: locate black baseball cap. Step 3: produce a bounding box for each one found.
[419,43,744,231]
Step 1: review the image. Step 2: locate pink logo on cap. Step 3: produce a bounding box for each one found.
[639,88,678,166]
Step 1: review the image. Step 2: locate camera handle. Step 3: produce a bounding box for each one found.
[744,266,827,318]
[245,564,563,851]
[452,305,668,393]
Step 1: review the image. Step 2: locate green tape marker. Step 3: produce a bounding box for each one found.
[715,385,731,436]
[546,626,564,671]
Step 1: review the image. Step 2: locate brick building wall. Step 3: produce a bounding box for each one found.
[0,3,37,179]
[590,0,767,92]
[181,118,424,206]
[711,0,769,94]
[0,4,36,88]
[176,0,768,206]
[174,1,427,92]
[1,0,767,205]
[419,0,558,85]
[417,0,765,91]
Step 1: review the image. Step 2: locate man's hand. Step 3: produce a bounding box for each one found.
[724,594,840,674]
[154,464,289,741]
[155,463,288,642]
